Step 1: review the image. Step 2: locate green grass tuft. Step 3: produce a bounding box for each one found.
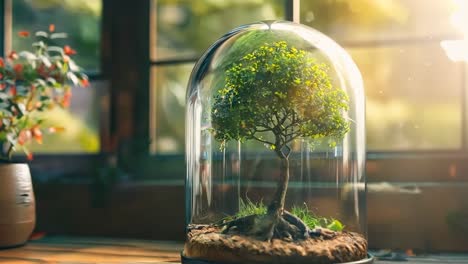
[237,198,267,218]
[226,200,344,232]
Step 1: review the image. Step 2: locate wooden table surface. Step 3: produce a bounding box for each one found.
[0,236,182,264]
[0,236,467,264]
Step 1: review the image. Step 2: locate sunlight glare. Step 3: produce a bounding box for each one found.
[440,0,468,62]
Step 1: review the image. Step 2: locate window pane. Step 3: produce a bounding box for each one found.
[300,0,465,151]
[152,0,286,61]
[28,81,107,153]
[12,0,102,73]
[350,44,463,150]
[300,0,461,43]
[152,64,194,154]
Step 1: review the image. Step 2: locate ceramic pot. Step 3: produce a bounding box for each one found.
[0,163,35,248]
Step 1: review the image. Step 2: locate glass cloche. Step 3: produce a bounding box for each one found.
[184,21,370,264]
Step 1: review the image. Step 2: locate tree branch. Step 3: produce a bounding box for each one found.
[273,111,281,127]
[251,135,274,146]
[256,117,274,131]
[284,132,302,145]
[254,127,271,133]
[265,115,275,128]
[279,110,288,126]
[285,126,301,138]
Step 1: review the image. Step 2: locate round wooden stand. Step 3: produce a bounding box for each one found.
[181,253,375,264]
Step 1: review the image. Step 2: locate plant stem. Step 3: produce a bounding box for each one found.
[7,143,14,160]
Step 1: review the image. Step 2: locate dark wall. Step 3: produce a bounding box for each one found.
[34,183,185,241]
[33,180,468,252]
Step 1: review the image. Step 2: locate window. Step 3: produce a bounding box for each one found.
[4,0,104,153]
[150,0,287,154]
[300,0,466,151]
[150,0,468,154]
[352,44,463,150]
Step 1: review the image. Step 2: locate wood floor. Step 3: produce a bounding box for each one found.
[0,236,466,263]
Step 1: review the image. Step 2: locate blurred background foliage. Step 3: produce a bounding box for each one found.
[12,0,101,71]
[10,0,101,153]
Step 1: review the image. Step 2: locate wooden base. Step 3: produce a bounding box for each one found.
[184,226,368,264]
[181,253,375,264]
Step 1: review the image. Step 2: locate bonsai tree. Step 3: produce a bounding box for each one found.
[0,25,89,160]
[211,41,350,241]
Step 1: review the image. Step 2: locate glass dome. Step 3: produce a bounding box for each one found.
[184,21,369,264]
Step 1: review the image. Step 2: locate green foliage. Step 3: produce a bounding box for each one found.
[227,200,345,232]
[0,27,88,160]
[220,198,266,223]
[327,219,345,232]
[291,204,345,232]
[236,198,267,218]
[211,41,350,153]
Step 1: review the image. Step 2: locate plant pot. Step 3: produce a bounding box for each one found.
[0,163,35,248]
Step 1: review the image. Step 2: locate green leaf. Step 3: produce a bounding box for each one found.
[327,219,345,232]
[67,72,79,85]
[0,131,7,141]
[46,78,57,85]
[40,56,52,68]
[35,31,49,38]
[32,41,46,49]
[16,103,26,116]
[68,60,80,72]
[50,33,68,39]
[47,46,63,54]
[36,79,47,87]
[62,62,69,73]
[291,203,345,231]
[18,51,37,61]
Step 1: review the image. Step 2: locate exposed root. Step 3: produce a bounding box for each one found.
[219,211,313,242]
[220,214,257,234]
[283,210,309,238]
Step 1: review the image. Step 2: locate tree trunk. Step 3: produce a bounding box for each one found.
[268,154,290,218]
[222,150,311,241]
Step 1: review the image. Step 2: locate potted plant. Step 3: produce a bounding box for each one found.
[184,21,369,264]
[0,25,88,248]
